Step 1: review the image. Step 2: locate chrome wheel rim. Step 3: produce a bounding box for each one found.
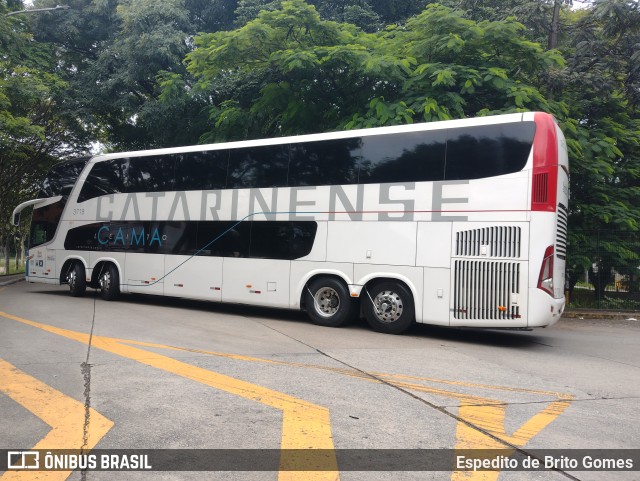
[68,269,77,290]
[372,290,403,323]
[313,287,340,318]
[100,271,111,292]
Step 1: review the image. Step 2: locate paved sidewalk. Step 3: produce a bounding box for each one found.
[0,274,25,287]
[563,308,638,320]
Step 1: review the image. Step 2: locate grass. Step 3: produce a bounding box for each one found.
[0,258,26,276]
[569,287,640,310]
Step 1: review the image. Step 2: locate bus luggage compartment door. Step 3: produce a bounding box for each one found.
[125,252,164,295]
[164,255,223,302]
[221,258,290,308]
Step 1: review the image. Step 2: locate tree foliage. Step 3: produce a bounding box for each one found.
[1,2,90,269]
[1,0,639,300]
[184,0,564,141]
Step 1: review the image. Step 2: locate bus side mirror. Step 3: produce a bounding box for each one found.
[12,211,20,226]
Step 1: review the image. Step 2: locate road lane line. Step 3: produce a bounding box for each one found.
[0,358,113,481]
[0,311,339,481]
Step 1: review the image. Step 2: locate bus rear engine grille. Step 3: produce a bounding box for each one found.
[455,226,522,258]
[453,260,521,320]
[556,203,568,260]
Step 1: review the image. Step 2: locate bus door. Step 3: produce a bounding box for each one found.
[27,200,64,280]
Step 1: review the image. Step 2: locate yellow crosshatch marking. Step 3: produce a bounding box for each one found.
[0,311,339,481]
[0,310,574,481]
[0,358,114,481]
[117,336,575,481]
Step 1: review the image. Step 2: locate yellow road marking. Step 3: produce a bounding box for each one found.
[0,358,114,481]
[112,335,575,481]
[451,398,573,481]
[0,311,339,481]
[376,372,571,399]
[1,309,574,481]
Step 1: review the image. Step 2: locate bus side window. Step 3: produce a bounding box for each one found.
[175,150,229,191]
[358,130,446,184]
[125,156,176,193]
[444,123,535,180]
[30,222,48,247]
[196,221,250,258]
[288,139,360,187]
[227,145,289,189]
[77,159,126,201]
[160,222,198,255]
[248,221,317,260]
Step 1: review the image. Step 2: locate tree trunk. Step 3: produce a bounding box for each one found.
[589,263,614,306]
[14,235,20,271]
[3,238,9,275]
[548,0,562,50]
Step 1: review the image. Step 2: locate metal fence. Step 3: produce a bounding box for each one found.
[566,230,640,310]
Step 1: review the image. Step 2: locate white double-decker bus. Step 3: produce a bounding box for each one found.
[13,112,568,334]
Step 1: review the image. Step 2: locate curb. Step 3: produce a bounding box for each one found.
[0,274,25,287]
[562,309,639,320]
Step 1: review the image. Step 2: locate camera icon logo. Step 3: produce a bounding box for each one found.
[7,451,39,469]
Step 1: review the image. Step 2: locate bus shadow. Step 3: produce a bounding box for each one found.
[33,287,552,349]
[407,323,553,348]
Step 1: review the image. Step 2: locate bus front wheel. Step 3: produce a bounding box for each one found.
[68,262,87,297]
[363,282,415,334]
[304,278,355,327]
[99,264,120,301]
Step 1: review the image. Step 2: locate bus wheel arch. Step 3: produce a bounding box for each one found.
[362,278,416,334]
[302,275,357,327]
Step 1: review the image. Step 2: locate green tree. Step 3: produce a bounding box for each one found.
[182,0,564,141]
[558,0,640,299]
[1,4,86,271]
[30,0,216,150]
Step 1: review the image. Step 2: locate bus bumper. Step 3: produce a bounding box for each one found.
[528,288,565,327]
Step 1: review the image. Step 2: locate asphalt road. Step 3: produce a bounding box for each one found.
[1,280,639,481]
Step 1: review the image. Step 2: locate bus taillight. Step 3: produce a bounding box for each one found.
[532,112,559,212]
[537,245,555,296]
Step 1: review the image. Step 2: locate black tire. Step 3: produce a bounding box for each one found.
[68,262,87,297]
[363,281,415,334]
[304,277,356,327]
[99,264,120,301]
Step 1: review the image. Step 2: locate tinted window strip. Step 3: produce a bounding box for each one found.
[77,122,535,202]
[64,221,318,261]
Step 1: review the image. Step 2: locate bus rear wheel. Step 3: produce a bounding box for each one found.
[363,282,415,334]
[99,264,120,301]
[305,278,355,327]
[68,262,86,297]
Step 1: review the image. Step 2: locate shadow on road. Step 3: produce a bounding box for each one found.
[31,286,555,349]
